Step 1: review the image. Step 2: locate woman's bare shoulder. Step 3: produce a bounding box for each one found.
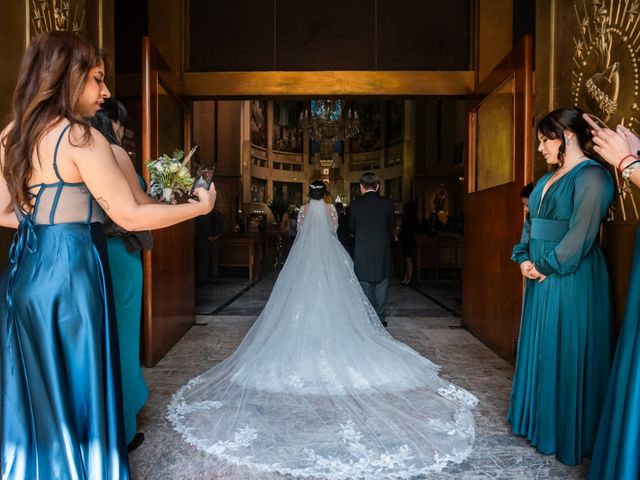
[67,124,111,153]
[110,143,130,159]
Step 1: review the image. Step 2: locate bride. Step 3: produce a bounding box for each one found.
[168,181,478,479]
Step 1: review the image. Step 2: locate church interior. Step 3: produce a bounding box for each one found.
[2,0,639,478]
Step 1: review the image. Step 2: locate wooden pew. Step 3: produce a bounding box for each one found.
[220,235,256,283]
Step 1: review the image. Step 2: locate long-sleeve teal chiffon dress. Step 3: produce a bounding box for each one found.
[509,159,614,465]
[588,226,640,479]
[0,124,130,478]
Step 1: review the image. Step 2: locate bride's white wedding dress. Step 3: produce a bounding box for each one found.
[168,199,477,479]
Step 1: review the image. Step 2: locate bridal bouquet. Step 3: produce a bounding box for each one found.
[146,149,195,203]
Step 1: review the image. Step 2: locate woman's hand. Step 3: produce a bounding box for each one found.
[520,261,536,279]
[529,264,547,283]
[616,125,640,155]
[189,182,217,214]
[520,261,547,282]
[587,122,635,169]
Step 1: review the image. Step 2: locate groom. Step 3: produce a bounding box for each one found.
[349,172,395,327]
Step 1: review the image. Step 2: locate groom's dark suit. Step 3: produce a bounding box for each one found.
[349,190,394,326]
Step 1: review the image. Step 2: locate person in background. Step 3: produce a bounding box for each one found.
[209,206,225,283]
[0,31,216,479]
[349,172,395,328]
[90,97,152,451]
[334,202,353,256]
[509,107,614,465]
[281,204,298,254]
[195,204,225,286]
[399,201,418,285]
[520,182,534,217]
[582,113,640,480]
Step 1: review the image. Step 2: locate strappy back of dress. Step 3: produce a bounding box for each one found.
[20,123,104,225]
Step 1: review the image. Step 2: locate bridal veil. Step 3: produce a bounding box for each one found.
[168,199,477,479]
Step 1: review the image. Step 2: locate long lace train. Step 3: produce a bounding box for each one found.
[168,199,477,479]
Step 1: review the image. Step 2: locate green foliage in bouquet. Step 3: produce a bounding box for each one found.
[146,149,194,200]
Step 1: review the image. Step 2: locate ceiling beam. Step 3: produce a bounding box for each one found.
[181,71,476,97]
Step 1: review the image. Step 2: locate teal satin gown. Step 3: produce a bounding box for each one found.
[588,227,640,479]
[509,159,614,465]
[106,176,148,444]
[0,124,130,479]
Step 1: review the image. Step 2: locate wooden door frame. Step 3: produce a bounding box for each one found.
[141,37,194,367]
[463,35,534,362]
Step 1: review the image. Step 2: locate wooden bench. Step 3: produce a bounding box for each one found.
[415,233,462,285]
[220,236,256,283]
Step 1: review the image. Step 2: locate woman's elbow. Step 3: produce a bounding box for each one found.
[108,210,142,231]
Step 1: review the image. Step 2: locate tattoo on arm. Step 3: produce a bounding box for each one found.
[96,197,110,211]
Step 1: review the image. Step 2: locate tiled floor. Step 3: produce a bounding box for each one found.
[130,274,588,479]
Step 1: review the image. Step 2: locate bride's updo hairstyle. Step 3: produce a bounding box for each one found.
[309,180,327,200]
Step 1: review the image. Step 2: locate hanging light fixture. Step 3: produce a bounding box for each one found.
[299,100,360,144]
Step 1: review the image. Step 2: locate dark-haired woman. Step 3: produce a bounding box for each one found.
[167,179,478,479]
[509,107,614,465]
[91,98,151,451]
[0,32,216,478]
[583,117,640,480]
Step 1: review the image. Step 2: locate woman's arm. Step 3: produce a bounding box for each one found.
[511,215,531,265]
[590,125,640,188]
[534,165,614,276]
[111,144,155,205]
[297,205,306,231]
[327,203,338,232]
[0,176,19,229]
[72,127,214,231]
[0,125,19,229]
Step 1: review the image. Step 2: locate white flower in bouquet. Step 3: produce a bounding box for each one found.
[146,149,196,202]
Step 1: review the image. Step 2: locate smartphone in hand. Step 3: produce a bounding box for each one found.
[191,164,216,199]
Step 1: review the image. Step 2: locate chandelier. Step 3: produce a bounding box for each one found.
[299,100,360,144]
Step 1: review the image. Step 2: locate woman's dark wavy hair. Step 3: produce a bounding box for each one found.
[536,107,598,168]
[90,98,128,145]
[1,31,107,209]
[309,180,327,200]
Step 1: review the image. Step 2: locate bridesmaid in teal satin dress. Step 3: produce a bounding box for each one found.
[0,32,216,479]
[584,114,640,479]
[91,99,152,448]
[509,107,614,465]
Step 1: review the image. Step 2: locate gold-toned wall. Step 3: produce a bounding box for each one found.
[536,0,639,328]
[476,0,513,83]
[0,1,28,267]
[148,0,186,75]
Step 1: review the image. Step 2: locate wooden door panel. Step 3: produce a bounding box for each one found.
[462,36,533,362]
[142,38,195,366]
